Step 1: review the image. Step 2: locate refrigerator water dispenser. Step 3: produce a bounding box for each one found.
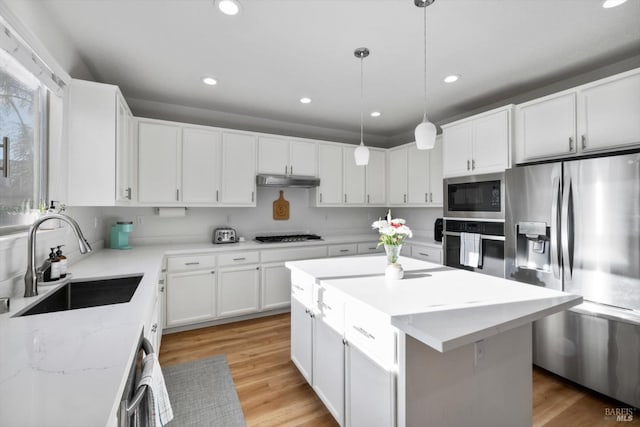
[515,221,550,272]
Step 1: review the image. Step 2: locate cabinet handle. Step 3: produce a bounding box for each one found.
[293,284,304,291]
[569,137,574,151]
[353,325,375,340]
[467,160,470,170]
[404,194,407,203]
[342,338,348,346]
[184,261,200,266]
[290,165,293,175]
[472,159,476,170]
[581,135,587,150]
[430,192,433,203]
[368,247,377,250]
[1,137,8,178]
[339,249,350,253]
[319,193,323,203]
[425,193,428,202]
[256,266,260,270]
[160,286,165,292]
[251,191,254,202]
[176,189,180,201]
[216,190,219,202]
[232,257,246,261]
[344,194,347,203]
[318,301,332,311]
[285,165,288,175]
[367,194,370,204]
[126,187,132,200]
[211,270,215,274]
[151,323,158,333]
[419,252,429,257]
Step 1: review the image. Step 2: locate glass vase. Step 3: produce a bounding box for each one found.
[384,244,402,264]
[384,244,404,280]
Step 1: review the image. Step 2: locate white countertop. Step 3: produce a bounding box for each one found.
[286,255,582,352]
[1,234,433,426]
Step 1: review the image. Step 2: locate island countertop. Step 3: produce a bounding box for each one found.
[286,255,582,352]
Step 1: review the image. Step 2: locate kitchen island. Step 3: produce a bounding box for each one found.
[286,255,582,427]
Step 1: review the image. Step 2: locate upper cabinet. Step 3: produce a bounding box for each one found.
[365,148,386,205]
[388,136,443,207]
[220,132,257,206]
[138,121,181,204]
[67,79,133,205]
[258,136,316,176]
[442,106,512,178]
[317,143,344,205]
[515,69,640,163]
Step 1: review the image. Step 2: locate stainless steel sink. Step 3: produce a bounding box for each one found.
[17,275,143,317]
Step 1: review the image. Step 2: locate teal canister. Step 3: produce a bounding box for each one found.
[110,221,133,249]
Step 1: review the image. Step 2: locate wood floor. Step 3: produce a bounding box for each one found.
[159,313,638,427]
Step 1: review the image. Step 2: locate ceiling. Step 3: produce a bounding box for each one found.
[41,0,640,147]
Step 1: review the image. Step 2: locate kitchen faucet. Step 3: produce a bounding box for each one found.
[24,213,92,297]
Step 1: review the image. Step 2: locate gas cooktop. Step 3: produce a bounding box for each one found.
[255,234,322,243]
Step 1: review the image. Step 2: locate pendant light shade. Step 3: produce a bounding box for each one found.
[414,0,436,150]
[354,47,370,166]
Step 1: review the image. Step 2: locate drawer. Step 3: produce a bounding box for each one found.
[345,301,397,369]
[166,253,217,271]
[357,242,383,254]
[411,246,442,264]
[314,284,345,334]
[261,246,327,263]
[291,269,314,308]
[328,244,358,257]
[218,251,260,266]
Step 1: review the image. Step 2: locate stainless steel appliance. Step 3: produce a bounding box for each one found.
[443,220,505,278]
[255,233,322,243]
[256,174,320,188]
[213,228,237,244]
[444,172,505,220]
[119,334,154,426]
[505,151,640,408]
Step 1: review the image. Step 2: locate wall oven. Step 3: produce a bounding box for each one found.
[444,172,505,220]
[443,220,505,278]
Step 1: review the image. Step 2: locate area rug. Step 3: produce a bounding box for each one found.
[162,355,246,426]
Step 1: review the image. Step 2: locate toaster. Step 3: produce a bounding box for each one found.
[213,228,237,244]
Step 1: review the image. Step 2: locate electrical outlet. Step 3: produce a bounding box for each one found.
[474,340,485,366]
[136,215,144,225]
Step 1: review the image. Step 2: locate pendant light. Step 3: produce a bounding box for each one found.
[354,47,370,166]
[414,0,437,150]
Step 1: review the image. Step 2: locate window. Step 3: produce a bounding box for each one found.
[0,45,48,233]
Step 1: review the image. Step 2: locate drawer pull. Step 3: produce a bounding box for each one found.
[353,325,375,340]
[232,257,246,261]
[318,301,332,311]
[184,262,200,266]
[151,323,158,333]
[419,252,429,257]
[293,284,304,291]
[368,247,377,250]
[339,249,350,253]
[160,286,165,292]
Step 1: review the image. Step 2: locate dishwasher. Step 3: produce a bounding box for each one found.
[118,334,155,427]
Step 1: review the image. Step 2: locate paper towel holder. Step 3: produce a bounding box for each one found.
[155,207,188,217]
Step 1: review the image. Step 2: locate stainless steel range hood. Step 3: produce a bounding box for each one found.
[256,174,320,188]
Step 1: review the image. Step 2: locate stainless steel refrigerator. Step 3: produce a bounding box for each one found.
[505,151,640,408]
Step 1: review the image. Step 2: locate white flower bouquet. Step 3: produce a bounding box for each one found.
[372,210,413,247]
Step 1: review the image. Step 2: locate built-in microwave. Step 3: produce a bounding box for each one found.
[443,172,505,220]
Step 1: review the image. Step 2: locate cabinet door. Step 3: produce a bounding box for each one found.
[407,144,429,204]
[138,122,181,203]
[182,128,221,204]
[388,147,408,204]
[291,298,313,384]
[442,123,472,177]
[313,319,345,425]
[261,263,291,311]
[472,110,510,174]
[258,136,289,175]
[115,94,133,203]
[221,132,256,205]
[366,149,386,205]
[290,140,317,176]
[578,71,640,153]
[411,245,442,264]
[428,136,444,205]
[346,343,395,427]
[516,92,576,162]
[166,269,216,327]
[343,146,366,205]
[217,266,260,318]
[317,143,343,205]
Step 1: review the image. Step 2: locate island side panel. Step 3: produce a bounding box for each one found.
[402,324,532,427]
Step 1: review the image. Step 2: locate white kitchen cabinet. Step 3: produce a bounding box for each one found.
[366,148,386,205]
[221,132,257,206]
[357,242,384,255]
[317,143,343,205]
[258,136,316,176]
[428,136,444,205]
[67,79,134,205]
[145,299,162,353]
[217,265,260,318]
[261,263,291,311]
[388,146,408,205]
[182,127,221,204]
[442,106,512,177]
[328,244,358,257]
[291,297,314,384]
[389,138,443,206]
[313,318,345,425]
[138,121,181,204]
[165,269,216,327]
[407,145,429,204]
[343,146,366,205]
[410,245,442,264]
[346,343,395,427]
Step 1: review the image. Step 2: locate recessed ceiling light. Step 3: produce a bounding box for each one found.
[215,0,241,16]
[300,97,312,104]
[370,111,381,117]
[202,76,218,86]
[602,0,628,7]
[444,74,460,83]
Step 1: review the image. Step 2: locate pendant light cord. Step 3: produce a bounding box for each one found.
[360,54,364,145]
[423,4,427,119]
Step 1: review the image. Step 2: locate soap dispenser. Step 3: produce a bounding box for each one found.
[49,248,61,281]
[55,245,67,278]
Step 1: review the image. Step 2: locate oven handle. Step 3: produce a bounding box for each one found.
[443,231,505,241]
[124,337,155,420]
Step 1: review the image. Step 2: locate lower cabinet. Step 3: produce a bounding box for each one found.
[313,318,345,425]
[410,245,442,264]
[217,265,260,318]
[291,297,314,383]
[261,263,292,310]
[346,344,395,427]
[165,269,216,327]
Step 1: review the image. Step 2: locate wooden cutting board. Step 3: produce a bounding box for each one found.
[273,190,290,220]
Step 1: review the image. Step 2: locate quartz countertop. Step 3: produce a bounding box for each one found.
[0,234,435,426]
[285,255,582,352]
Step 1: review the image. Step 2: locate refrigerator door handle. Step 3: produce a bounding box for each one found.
[561,177,574,281]
[550,176,561,280]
